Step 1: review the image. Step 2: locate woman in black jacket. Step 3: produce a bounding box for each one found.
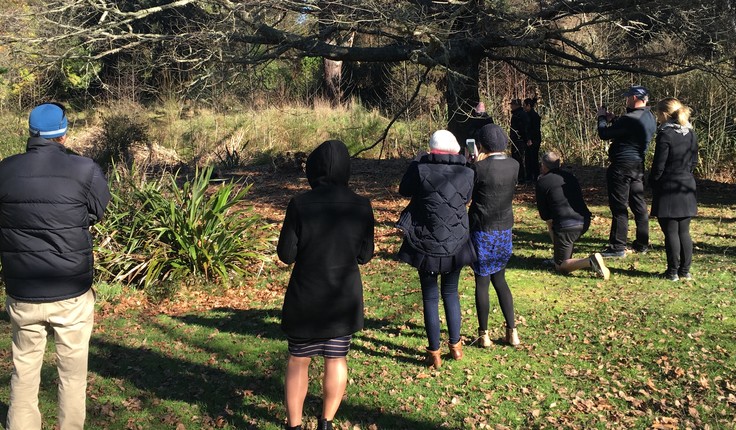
[396,130,475,369]
[649,98,698,281]
[468,124,521,347]
[277,140,375,430]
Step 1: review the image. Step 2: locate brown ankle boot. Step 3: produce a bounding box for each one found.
[505,327,520,347]
[425,348,442,369]
[448,340,463,360]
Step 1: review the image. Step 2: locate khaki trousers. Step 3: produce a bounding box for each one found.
[5,288,95,430]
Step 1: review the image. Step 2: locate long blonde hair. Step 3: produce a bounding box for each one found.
[656,97,692,127]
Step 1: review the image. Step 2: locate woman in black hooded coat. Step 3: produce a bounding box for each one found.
[277,140,375,430]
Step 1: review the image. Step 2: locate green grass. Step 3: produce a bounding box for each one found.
[1,186,733,429]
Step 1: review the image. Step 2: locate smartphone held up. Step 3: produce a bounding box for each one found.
[465,138,478,162]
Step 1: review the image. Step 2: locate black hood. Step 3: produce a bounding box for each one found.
[306,140,351,188]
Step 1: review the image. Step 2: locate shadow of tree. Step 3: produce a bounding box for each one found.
[86,308,445,429]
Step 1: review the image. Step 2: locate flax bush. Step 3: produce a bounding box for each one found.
[94,165,270,294]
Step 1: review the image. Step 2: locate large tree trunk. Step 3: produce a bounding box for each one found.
[446,55,482,143]
[323,32,354,107]
[445,2,483,145]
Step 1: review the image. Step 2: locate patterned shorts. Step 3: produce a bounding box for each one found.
[471,229,513,276]
[287,335,352,358]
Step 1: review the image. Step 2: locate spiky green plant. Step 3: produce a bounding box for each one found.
[94,165,271,292]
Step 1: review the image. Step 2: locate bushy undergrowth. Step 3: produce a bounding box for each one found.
[94,165,271,297]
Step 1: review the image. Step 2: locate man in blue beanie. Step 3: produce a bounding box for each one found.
[0,102,111,430]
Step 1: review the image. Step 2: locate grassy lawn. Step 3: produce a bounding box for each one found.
[0,160,734,429]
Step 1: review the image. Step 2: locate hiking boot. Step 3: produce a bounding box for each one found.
[589,253,610,280]
[600,247,626,258]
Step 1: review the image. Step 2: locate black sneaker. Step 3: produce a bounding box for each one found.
[600,247,626,258]
[542,258,556,268]
[630,243,649,253]
[660,272,679,281]
[679,272,693,281]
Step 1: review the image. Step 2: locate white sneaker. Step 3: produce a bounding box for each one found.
[589,253,610,280]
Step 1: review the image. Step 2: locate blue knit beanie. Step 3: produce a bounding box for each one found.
[29,103,68,139]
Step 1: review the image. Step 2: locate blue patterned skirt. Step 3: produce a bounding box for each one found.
[471,229,513,276]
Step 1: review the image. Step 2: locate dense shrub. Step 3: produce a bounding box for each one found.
[92,107,151,171]
[94,165,271,296]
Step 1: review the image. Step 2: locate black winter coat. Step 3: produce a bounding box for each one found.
[468,155,519,232]
[396,153,475,272]
[0,137,110,302]
[277,140,375,340]
[597,107,657,164]
[509,107,530,148]
[535,168,591,230]
[649,123,698,218]
[527,109,542,145]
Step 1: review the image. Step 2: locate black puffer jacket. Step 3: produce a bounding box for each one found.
[0,137,110,302]
[277,140,375,339]
[396,153,474,258]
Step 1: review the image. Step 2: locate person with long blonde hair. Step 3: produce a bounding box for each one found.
[649,97,698,281]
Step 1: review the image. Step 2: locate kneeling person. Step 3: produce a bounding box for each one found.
[535,152,609,280]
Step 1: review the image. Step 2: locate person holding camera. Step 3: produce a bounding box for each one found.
[468,124,520,347]
[396,130,475,368]
[596,85,657,258]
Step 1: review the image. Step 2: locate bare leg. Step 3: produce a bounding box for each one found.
[556,257,591,273]
[321,357,348,421]
[285,355,311,427]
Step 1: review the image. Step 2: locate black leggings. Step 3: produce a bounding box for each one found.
[475,269,515,330]
[658,217,693,275]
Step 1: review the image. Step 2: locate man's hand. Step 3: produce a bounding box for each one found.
[527,139,533,147]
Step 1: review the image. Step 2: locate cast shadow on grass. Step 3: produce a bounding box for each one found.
[175,308,429,367]
[89,315,444,429]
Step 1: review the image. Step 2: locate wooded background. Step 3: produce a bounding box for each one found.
[1,0,735,179]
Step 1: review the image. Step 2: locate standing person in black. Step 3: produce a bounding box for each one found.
[468,124,521,348]
[597,85,657,258]
[277,140,375,430]
[396,130,475,369]
[509,99,530,182]
[650,98,698,281]
[524,98,542,183]
[1,102,110,430]
[535,152,610,280]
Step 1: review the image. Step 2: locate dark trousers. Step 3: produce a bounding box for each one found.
[658,217,693,276]
[419,268,462,351]
[511,140,525,181]
[525,142,541,181]
[606,162,649,251]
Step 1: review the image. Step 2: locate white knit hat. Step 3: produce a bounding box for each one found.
[429,130,461,154]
